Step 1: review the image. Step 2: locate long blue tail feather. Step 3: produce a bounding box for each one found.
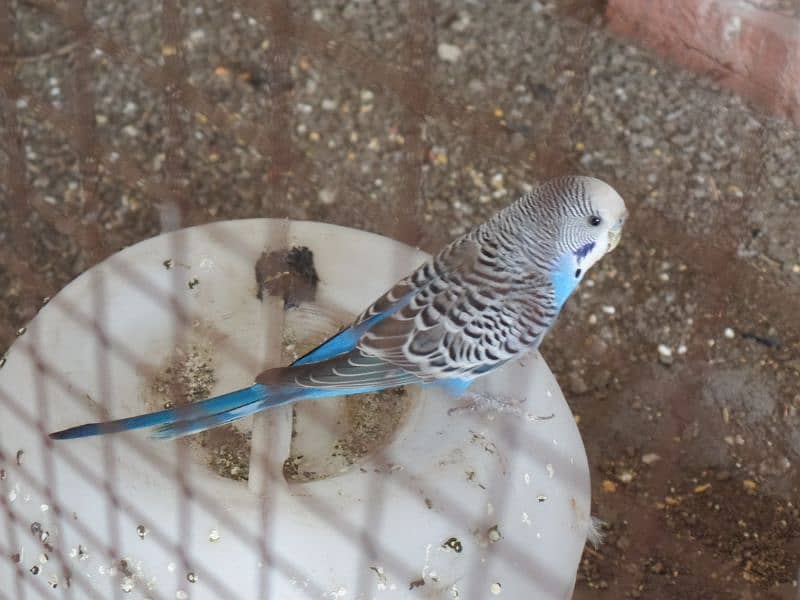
[49,384,269,440]
[150,392,298,439]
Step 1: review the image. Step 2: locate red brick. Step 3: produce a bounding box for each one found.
[607,0,800,124]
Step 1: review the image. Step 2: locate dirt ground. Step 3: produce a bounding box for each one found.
[1,1,799,598]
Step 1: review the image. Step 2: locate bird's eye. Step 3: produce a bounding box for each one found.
[588,215,602,227]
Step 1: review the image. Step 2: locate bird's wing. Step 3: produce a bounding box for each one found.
[290,237,478,367]
[357,238,555,380]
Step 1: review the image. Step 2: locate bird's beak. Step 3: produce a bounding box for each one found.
[606,217,625,253]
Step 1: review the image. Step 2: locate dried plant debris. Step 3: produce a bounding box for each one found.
[255,245,319,307]
[335,387,410,464]
[149,343,216,409]
[146,340,251,481]
[200,426,252,481]
[283,387,412,483]
[663,473,800,587]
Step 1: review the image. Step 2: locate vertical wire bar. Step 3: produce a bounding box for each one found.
[90,270,125,600]
[0,3,80,598]
[28,334,77,600]
[0,0,38,336]
[353,1,434,596]
[252,4,296,598]
[160,0,190,232]
[260,0,295,216]
[67,0,105,264]
[0,460,26,600]
[160,2,195,596]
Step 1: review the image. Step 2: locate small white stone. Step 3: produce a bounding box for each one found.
[657,344,673,365]
[642,453,661,465]
[437,43,462,62]
[724,328,735,339]
[318,188,336,205]
[490,582,502,595]
[601,305,616,315]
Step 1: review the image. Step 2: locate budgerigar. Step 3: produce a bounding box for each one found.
[50,176,627,441]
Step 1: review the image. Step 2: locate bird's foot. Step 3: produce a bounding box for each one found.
[447,391,527,417]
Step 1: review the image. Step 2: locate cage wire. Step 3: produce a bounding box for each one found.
[1,0,800,599]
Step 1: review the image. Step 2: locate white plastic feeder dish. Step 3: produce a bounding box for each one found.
[0,220,592,599]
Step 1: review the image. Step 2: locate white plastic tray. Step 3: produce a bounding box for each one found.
[0,219,591,599]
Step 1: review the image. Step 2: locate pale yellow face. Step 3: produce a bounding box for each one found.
[578,176,628,269]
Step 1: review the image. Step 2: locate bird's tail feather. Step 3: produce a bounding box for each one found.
[49,383,289,440]
[150,396,278,439]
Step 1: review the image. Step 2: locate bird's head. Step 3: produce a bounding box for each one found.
[511,175,627,308]
[555,176,627,273]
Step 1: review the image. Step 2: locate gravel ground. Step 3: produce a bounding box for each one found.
[1,1,799,598]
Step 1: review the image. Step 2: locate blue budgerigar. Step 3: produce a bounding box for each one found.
[50,176,627,441]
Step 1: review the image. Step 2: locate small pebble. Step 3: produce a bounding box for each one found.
[724,328,735,339]
[618,471,634,483]
[318,188,336,205]
[657,344,673,365]
[642,453,661,465]
[437,43,462,62]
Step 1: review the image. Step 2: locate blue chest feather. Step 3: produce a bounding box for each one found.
[550,252,584,310]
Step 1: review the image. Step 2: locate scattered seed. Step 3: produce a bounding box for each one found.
[488,525,502,542]
[602,480,617,493]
